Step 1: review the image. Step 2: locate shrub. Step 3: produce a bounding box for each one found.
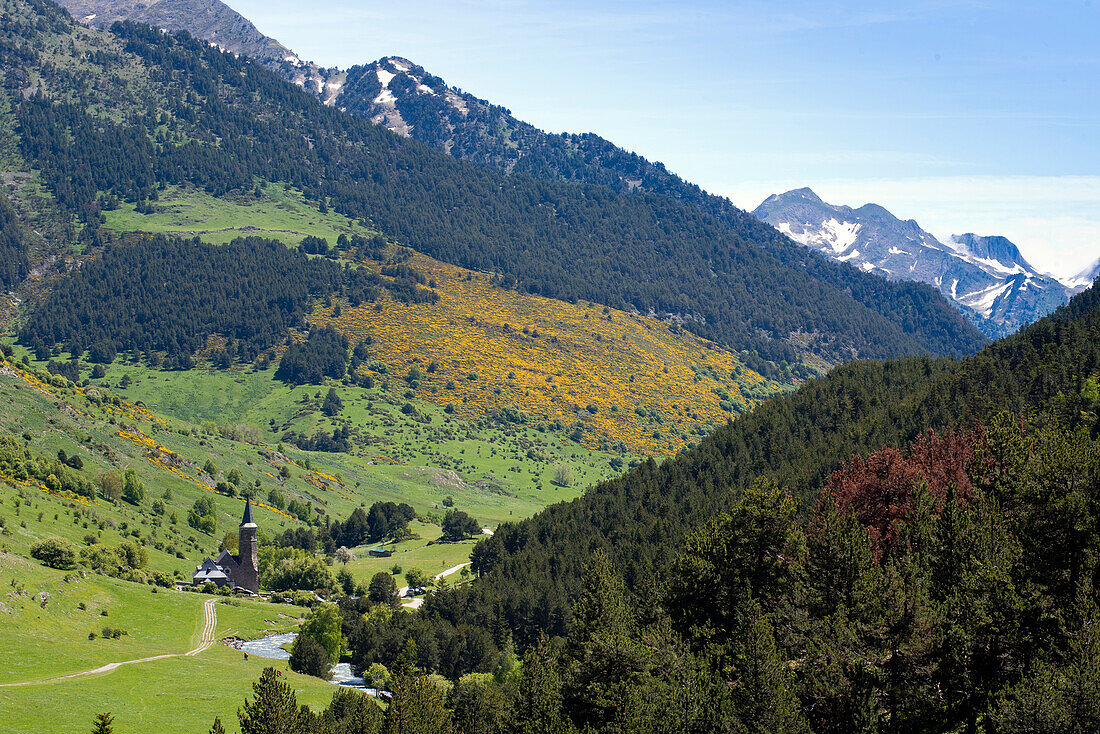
[367,662,391,689]
[188,497,217,535]
[30,536,77,569]
[267,554,336,593]
[404,567,430,593]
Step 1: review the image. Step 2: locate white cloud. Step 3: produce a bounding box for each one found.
[723,175,1100,280]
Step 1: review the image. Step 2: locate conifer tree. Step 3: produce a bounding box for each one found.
[322,688,384,734]
[383,672,450,734]
[239,667,303,734]
[90,712,114,734]
[322,387,343,417]
[514,636,573,734]
[667,476,806,645]
[562,550,649,729]
[728,602,810,734]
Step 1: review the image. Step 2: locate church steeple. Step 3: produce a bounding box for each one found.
[240,498,256,528]
[235,498,259,593]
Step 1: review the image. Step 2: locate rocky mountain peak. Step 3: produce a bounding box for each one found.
[950,233,1034,273]
[55,0,346,104]
[754,189,1072,337]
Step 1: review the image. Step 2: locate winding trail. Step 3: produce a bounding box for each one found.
[400,562,471,610]
[0,599,217,688]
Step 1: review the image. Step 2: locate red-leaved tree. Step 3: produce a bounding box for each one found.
[817,426,992,557]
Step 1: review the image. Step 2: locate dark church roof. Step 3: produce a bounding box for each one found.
[241,498,255,527]
[215,548,239,568]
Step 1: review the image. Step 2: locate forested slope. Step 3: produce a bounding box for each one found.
[318,280,1100,733]
[1,0,984,369]
[446,278,1100,645]
[0,194,29,288]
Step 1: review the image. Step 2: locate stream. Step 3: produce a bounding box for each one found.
[241,633,386,695]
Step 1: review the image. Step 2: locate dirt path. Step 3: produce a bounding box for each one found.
[400,562,471,610]
[0,599,217,687]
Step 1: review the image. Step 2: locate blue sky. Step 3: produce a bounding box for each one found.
[227,0,1099,279]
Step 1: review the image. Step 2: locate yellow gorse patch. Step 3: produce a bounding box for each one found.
[312,251,787,455]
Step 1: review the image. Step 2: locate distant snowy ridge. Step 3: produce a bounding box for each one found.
[754,188,1076,337]
[1067,257,1100,290]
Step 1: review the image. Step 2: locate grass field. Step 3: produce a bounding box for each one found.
[339,521,479,588]
[14,347,625,523]
[0,555,336,734]
[103,183,378,248]
[0,555,304,684]
[0,645,341,734]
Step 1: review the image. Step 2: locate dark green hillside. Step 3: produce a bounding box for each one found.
[1,2,983,369]
[427,279,1100,647]
[18,235,343,362]
[314,279,1100,733]
[0,194,29,288]
[16,232,439,364]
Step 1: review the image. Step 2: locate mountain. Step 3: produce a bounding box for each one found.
[54,0,346,104]
[56,0,289,59]
[56,0,794,212]
[3,1,985,373]
[753,187,1072,337]
[1069,256,1100,290]
[949,231,1034,270]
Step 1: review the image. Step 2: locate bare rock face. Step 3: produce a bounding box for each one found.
[754,188,1073,338]
[55,0,344,105]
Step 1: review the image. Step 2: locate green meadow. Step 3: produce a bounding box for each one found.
[338,521,478,588]
[102,183,377,247]
[0,555,332,734]
[36,347,630,525]
[0,344,630,729]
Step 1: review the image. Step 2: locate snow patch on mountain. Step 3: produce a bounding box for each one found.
[776,219,860,254]
[960,281,1013,318]
[1066,257,1100,289]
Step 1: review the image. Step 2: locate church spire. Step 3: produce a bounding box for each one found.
[241,498,255,527]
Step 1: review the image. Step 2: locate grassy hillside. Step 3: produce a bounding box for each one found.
[0,345,598,730]
[312,250,788,456]
[94,183,791,456]
[103,181,375,246]
[0,345,610,542]
[0,555,335,734]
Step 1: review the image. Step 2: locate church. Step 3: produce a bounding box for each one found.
[192,498,260,594]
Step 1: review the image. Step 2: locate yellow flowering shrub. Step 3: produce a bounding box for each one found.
[313,252,788,455]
